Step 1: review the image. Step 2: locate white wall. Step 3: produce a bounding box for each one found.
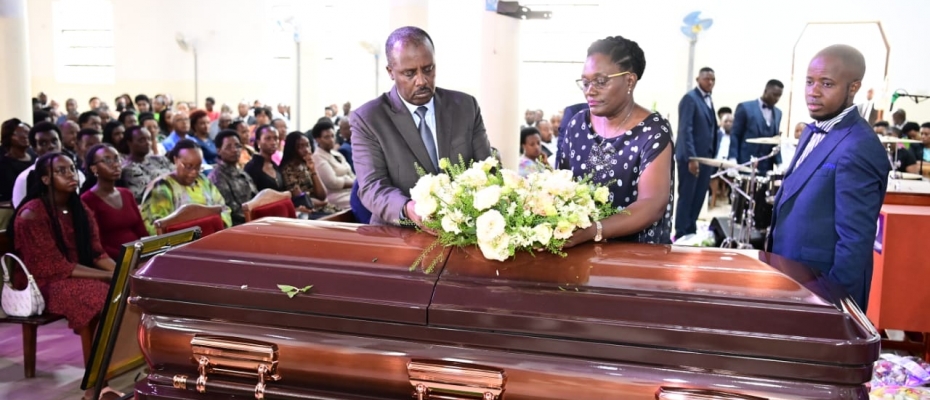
[24,0,930,137]
[519,0,930,133]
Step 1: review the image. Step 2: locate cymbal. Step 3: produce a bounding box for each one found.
[880,136,922,144]
[746,137,782,145]
[690,157,752,173]
[890,171,923,180]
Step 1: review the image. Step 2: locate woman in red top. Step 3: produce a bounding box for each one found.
[9,152,119,399]
[81,144,149,259]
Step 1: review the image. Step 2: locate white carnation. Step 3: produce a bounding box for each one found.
[473,185,502,211]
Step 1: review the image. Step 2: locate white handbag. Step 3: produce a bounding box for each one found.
[1,253,46,317]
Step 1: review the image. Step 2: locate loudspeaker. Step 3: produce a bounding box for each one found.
[710,216,767,249]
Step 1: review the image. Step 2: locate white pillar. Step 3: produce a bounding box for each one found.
[0,0,32,123]
[429,1,520,169]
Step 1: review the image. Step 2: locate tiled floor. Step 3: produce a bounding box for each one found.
[0,320,141,400]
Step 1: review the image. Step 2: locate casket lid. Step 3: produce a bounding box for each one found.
[430,243,880,367]
[132,218,447,325]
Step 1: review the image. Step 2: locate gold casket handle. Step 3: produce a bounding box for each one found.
[656,387,769,400]
[408,360,505,400]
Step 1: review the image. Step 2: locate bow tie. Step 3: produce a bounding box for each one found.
[807,123,827,134]
[762,103,771,110]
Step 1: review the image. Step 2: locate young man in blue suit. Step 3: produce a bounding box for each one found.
[769,45,890,311]
[674,67,718,239]
[728,80,784,173]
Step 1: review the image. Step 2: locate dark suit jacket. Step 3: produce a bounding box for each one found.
[559,103,588,137]
[351,87,491,226]
[770,111,890,310]
[675,88,718,163]
[728,99,783,167]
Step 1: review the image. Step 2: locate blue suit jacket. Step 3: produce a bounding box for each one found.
[728,99,782,166]
[675,88,718,163]
[770,111,890,310]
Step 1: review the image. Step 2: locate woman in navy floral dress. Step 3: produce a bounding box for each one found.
[559,36,675,245]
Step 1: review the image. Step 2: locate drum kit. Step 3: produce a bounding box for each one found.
[692,134,926,250]
[693,141,782,250]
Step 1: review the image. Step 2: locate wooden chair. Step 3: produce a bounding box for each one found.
[153,204,225,236]
[242,189,296,222]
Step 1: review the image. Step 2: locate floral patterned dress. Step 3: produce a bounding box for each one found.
[558,110,675,244]
[12,199,109,330]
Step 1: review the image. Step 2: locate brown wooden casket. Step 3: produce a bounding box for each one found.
[131,218,879,400]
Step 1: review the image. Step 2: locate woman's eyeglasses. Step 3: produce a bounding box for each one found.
[53,166,77,176]
[95,157,122,166]
[576,71,631,92]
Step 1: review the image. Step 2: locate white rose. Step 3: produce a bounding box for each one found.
[441,214,461,234]
[594,186,610,203]
[415,197,438,218]
[533,223,553,245]
[473,185,502,211]
[409,175,434,203]
[478,233,511,261]
[476,209,506,242]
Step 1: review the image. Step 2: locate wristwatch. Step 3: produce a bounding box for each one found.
[594,221,603,242]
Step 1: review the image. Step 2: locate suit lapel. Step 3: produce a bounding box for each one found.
[691,89,714,126]
[753,102,768,134]
[387,87,438,174]
[776,125,853,211]
[432,89,453,162]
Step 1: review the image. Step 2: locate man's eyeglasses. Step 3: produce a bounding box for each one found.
[576,71,631,92]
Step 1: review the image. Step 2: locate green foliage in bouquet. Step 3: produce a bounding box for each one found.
[407,156,620,272]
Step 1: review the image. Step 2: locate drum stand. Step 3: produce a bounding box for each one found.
[712,147,780,249]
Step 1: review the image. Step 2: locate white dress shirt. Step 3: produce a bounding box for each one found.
[399,95,438,150]
[793,105,857,169]
[12,164,87,208]
[758,98,773,126]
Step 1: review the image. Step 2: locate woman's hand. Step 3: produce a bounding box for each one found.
[303,152,315,168]
[562,225,595,249]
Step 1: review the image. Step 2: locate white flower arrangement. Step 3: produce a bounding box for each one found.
[408,156,619,271]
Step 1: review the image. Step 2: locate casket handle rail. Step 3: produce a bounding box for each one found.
[171,335,281,400]
[407,360,506,400]
[656,387,768,400]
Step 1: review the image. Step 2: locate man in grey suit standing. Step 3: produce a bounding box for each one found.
[351,26,492,227]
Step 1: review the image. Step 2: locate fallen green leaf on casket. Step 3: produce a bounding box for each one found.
[277,284,314,298]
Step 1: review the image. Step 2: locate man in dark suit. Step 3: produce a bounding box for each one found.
[728,79,784,173]
[351,26,491,227]
[558,103,588,138]
[674,67,718,239]
[769,45,889,311]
